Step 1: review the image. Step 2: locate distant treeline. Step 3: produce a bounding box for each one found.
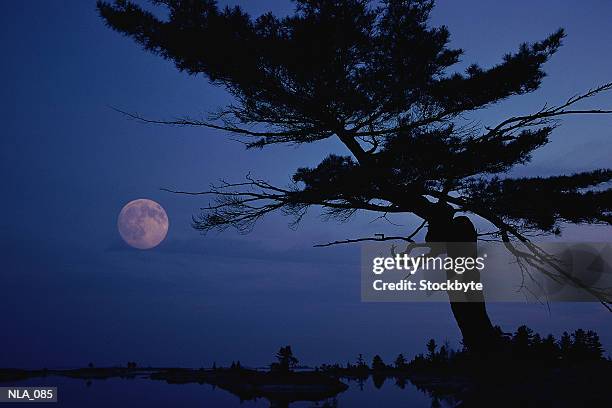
[315,326,607,376]
[147,326,606,377]
[407,326,606,372]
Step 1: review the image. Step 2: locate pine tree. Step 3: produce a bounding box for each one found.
[512,325,534,359]
[426,339,437,361]
[274,345,299,371]
[585,330,604,360]
[559,332,572,360]
[571,329,588,360]
[394,353,407,370]
[371,355,386,371]
[356,353,367,369]
[438,344,449,363]
[98,0,612,352]
[540,334,559,363]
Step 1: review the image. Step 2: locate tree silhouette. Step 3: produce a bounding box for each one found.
[371,354,386,371]
[98,0,612,353]
[438,343,448,363]
[511,325,534,359]
[584,330,604,360]
[568,329,604,361]
[410,326,606,370]
[426,339,437,361]
[273,345,299,372]
[356,353,367,370]
[559,331,572,357]
[538,334,559,363]
[394,353,407,370]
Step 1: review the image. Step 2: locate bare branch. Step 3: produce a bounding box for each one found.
[480,82,612,141]
[163,176,414,234]
[112,107,312,138]
[313,220,427,248]
[313,234,415,248]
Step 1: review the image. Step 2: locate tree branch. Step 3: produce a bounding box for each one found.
[480,82,612,141]
[112,107,327,140]
[313,220,427,248]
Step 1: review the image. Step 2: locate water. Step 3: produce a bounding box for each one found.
[4,375,441,407]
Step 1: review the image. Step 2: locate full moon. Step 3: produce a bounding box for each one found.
[117,199,169,249]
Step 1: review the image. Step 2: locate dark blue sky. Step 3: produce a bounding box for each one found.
[1,1,611,369]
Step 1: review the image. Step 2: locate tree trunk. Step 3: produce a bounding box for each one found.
[448,216,499,354]
[427,211,499,354]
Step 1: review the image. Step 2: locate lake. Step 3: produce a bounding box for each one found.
[5,375,444,407]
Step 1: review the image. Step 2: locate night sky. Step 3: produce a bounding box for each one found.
[1,0,611,369]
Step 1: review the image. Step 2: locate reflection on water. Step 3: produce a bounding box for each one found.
[7,375,443,407]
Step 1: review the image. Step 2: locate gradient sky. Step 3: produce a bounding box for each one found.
[1,0,611,369]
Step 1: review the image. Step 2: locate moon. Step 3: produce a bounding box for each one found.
[117,199,169,249]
